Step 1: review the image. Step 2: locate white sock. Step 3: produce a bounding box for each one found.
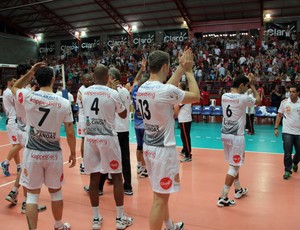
[234,180,241,191]
[221,185,230,198]
[116,205,124,218]
[92,206,100,219]
[12,186,18,192]
[54,220,63,228]
[164,219,173,229]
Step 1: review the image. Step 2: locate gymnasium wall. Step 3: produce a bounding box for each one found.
[0,33,37,64]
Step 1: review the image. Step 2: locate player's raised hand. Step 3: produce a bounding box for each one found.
[181,47,194,72]
[141,58,147,71]
[247,73,255,85]
[31,62,46,72]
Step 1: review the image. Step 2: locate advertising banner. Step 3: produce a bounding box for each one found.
[60,39,79,55]
[38,41,55,55]
[107,34,128,49]
[132,31,155,45]
[266,21,297,38]
[163,29,188,43]
[80,36,100,51]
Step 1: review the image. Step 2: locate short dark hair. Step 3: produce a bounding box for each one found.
[35,67,54,87]
[108,67,121,81]
[232,74,249,88]
[4,75,15,85]
[179,82,187,91]
[16,64,31,77]
[148,50,169,73]
[290,85,298,92]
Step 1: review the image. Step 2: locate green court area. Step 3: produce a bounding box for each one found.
[0,113,283,154]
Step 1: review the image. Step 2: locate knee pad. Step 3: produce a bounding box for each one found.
[27,193,39,204]
[227,165,239,177]
[50,190,62,201]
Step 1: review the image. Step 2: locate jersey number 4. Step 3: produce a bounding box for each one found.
[138,99,151,120]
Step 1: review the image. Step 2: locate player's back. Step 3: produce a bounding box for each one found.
[20,90,72,151]
[82,85,120,136]
[137,81,184,146]
[221,92,252,136]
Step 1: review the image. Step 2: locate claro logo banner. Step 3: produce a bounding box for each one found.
[266,21,297,38]
[132,31,155,45]
[60,36,100,54]
[107,34,128,49]
[163,29,188,43]
[38,42,55,55]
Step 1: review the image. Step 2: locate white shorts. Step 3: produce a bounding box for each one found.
[20,148,64,190]
[143,144,180,194]
[84,135,122,174]
[6,123,21,145]
[76,121,86,137]
[221,134,245,166]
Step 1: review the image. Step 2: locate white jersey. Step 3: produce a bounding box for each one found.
[82,85,125,136]
[221,93,256,136]
[178,104,192,123]
[16,89,73,151]
[136,81,185,147]
[278,97,300,135]
[115,85,130,132]
[76,85,86,122]
[3,88,17,124]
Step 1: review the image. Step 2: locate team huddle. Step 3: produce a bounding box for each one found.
[1,47,300,230]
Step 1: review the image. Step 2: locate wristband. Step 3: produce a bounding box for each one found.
[274,127,278,130]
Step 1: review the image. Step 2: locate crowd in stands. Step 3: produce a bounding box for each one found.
[21,32,300,106]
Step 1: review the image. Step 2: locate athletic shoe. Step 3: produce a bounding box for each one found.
[1,162,10,177]
[293,164,298,172]
[92,217,104,230]
[116,215,133,230]
[5,191,19,205]
[217,197,236,207]
[140,169,148,178]
[54,222,71,230]
[180,157,192,163]
[283,171,292,180]
[137,165,142,174]
[84,185,103,196]
[124,189,133,196]
[165,221,184,230]
[234,188,248,199]
[21,202,47,214]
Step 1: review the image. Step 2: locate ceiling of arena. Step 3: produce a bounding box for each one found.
[0,0,299,39]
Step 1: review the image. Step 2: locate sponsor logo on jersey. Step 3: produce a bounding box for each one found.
[18,92,24,104]
[143,150,156,159]
[160,177,172,190]
[110,160,119,170]
[285,106,291,112]
[144,124,159,132]
[233,154,241,163]
[136,92,156,99]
